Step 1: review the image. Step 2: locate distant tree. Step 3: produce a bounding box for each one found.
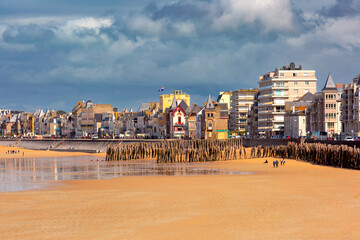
[56,110,66,116]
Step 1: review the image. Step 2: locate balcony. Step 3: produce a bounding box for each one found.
[257,94,273,99]
[258,102,273,106]
[273,111,285,114]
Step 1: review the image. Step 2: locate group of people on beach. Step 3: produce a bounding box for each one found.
[264,158,285,168]
[5,150,24,156]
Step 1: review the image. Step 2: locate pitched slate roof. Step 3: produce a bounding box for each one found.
[322,73,337,90]
[297,92,315,102]
[186,104,202,115]
[170,96,177,109]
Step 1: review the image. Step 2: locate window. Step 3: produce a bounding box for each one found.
[293,73,297,77]
[294,89,298,94]
[294,81,298,85]
[305,81,309,85]
[276,82,285,87]
[304,72,308,77]
[275,90,284,96]
[178,117,181,124]
[327,122,334,128]
[280,73,284,77]
[208,121,213,129]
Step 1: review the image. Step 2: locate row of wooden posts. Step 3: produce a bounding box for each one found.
[263,142,360,170]
[105,139,245,163]
[105,139,360,170]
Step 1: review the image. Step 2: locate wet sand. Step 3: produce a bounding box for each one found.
[0,148,360,239]
[0,145,106,159]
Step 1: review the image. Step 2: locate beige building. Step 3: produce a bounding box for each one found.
[341,74,360,138]
[200,96,229,140]
[257,62,317,137]
[229,89,257,135]
[74,100,115,137]
[307,74,342,138]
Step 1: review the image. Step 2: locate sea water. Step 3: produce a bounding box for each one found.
[0,156,250,192]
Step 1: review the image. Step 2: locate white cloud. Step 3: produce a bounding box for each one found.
[287,15,360,51]
[54,17,113,41]
[211,0,295,33]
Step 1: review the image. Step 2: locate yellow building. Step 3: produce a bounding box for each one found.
[160,90,190,113]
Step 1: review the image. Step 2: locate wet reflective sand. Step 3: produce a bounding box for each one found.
[0,156,250,192]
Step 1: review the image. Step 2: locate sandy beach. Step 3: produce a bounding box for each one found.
[0,147,360,240]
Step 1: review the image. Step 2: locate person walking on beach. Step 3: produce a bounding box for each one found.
[276,160,279,168]
[282,159,285,166]
[273,160,276,168]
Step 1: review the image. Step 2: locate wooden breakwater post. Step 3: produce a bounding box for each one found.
[105,138,245,163]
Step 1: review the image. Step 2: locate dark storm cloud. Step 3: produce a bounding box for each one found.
[319,0,360,17]
[0,0,359,111]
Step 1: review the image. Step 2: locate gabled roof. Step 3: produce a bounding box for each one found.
[205,95,215,109]
[138,102,151,112]
[297,92,315,102]
[171,101,187,116]
[322,73,336,90]
[178,100,188,112]
[186,104,202,115]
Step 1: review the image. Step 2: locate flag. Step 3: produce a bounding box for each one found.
[158,86,165,92]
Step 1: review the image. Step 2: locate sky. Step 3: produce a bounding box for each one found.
[1,0,360,112]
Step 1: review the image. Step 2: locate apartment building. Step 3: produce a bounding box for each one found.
[341,74,360,138]
[257,62,317,137]
[229,89,257,135]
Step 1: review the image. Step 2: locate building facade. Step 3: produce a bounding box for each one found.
[307,74,342,138]
[160,90,190,113]
[257,62,317,137]
[200,96,229,139]
[229,89,257,135]
[341,74,360,138]
[284,92,315,138]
